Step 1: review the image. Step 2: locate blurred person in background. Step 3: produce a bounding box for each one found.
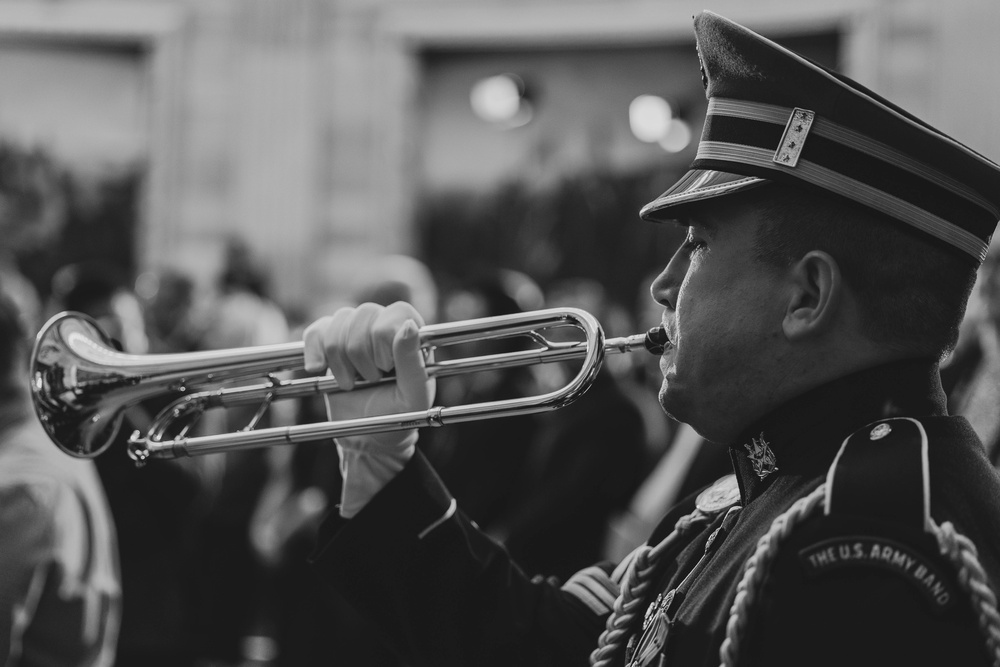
[48,262,212,667]
[0,140,67,338]
[421,268,546,535]
[252,254,439,667]
[350,254,440,327]
[480,276,647,580]
[942,236,1000,462]
[193,236,296,666]
[0,289,120,665]
[136,268,203,355]
[199,236,291,353]
[49,262,148,355]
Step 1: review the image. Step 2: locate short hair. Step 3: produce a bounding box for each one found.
[746,183,978,359]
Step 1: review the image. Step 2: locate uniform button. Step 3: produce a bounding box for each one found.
[869,423,892,440]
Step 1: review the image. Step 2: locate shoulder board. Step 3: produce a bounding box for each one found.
[824,417,930,533]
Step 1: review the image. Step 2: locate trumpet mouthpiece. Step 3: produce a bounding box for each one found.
[644,327,670,355]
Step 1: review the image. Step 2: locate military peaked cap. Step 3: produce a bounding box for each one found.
[641,11,1000,263]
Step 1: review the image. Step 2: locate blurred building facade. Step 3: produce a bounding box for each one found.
[0,0,998,319]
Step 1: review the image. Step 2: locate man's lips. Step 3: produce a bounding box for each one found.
[661,322,676,349]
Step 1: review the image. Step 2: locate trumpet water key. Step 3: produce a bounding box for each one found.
[30,307,668,465]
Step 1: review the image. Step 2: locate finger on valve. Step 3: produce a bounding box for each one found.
[302,302,431,401]
[302,314,335,375]
[302,305,381,389]
[390,317,434,408]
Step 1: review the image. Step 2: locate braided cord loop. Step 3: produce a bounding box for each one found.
[589,510,713,667]
[717,485,826,667]
[934,520,1000,667]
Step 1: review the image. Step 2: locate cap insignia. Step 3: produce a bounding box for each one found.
[745,432,779,480]
[772,107,815,168]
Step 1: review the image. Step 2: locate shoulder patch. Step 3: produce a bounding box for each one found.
[798,535,956,612]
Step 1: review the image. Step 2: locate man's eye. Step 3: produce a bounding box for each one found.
[682,236,707,254]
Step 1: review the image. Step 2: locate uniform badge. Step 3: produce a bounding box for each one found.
[627,590,676,667]
[745,432,779,480]
[799,536,956,612]
[772,107,815,167]
[869,423,892,440]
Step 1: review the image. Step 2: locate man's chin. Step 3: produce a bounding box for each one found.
[658,383,713,441]
[658,382,683,421]
[659,393,737,445]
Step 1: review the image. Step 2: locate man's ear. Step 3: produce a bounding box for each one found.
[783,250,842,341]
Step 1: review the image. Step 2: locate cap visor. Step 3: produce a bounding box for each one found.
[640,169,769,222]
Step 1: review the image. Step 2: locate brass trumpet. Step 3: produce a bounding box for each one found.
[30,307,667,465]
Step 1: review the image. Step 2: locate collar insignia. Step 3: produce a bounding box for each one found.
[745,432,779,480]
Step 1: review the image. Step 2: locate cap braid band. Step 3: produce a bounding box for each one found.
[590,510,712,667]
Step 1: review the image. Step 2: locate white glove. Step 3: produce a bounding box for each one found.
[303,302,435,518]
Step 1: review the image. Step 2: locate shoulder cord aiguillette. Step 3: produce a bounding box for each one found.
[590,509,713,667]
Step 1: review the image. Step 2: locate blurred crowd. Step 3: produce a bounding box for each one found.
[2,227,1000,666]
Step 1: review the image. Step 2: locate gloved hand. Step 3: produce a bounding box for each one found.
[303,302,435,517]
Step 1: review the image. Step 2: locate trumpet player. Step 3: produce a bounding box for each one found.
[303,11,1000,667]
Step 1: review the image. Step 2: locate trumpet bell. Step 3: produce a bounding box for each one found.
[31,312,129,457]
[30,310,306,459]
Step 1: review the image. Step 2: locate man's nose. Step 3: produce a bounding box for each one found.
[649,247,688,311]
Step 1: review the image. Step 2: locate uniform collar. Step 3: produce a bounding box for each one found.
[728,358,947,504]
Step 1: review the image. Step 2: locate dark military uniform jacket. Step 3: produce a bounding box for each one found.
[311,359,1000,666]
